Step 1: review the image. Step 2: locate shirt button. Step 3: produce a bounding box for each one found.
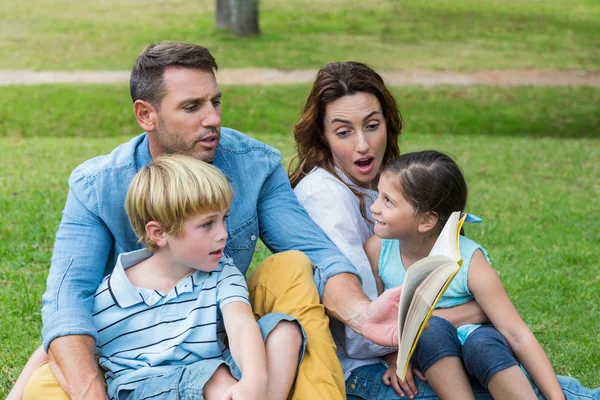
[349,383,356,389]
[250,235,257,241]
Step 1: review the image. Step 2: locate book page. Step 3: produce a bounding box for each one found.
[429,211,465,261]
[397,256,453,337]
[396,262,460,380]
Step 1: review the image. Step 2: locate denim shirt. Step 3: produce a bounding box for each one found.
[41,128,357,351]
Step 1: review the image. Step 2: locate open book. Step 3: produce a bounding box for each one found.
[396,211,466,381]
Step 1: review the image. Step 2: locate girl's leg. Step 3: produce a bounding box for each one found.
[487,366,538,400]
[265,320,304,400]
[462,326,536,400]
[424,357,475,400]
[414,316,474,400]
[203,364,238,400]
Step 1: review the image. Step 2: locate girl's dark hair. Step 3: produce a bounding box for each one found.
[288,61,402,221]
[383,150,467,232]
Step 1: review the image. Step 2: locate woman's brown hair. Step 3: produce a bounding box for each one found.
[288,61,402,221]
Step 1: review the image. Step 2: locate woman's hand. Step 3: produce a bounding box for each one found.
[382,352,426,399]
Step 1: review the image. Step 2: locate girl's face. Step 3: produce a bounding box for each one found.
[323,92,387,189]
[370,172,420,240]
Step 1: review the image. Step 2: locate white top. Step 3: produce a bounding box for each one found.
[294,167,394,379]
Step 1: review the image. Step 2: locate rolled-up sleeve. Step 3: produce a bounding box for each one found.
[256,162,359,299]
[41,170,114,351]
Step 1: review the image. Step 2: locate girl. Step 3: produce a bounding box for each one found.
[365,150,565,400]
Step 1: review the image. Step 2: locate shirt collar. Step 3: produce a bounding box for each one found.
[108,249,209,308]
[334,166,378,198]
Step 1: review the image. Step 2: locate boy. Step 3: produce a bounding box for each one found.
[92,154,305,400]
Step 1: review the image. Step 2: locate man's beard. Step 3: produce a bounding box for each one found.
[155,118,219,163]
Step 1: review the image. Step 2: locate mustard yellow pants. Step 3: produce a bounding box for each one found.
[23,251,345,399]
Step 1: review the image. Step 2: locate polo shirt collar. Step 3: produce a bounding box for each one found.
[108,249,209,308]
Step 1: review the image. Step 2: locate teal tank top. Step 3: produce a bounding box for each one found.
[378,236,490,344]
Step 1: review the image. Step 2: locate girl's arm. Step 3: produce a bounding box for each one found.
[432,300,488,326]
[364,234,488,326]
[222,302,268,397]
[364,234,385,295]
[468,250,564,400]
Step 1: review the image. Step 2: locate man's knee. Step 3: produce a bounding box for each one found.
[248,251,314,293]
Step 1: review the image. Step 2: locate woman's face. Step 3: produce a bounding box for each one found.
[323,92,387,189]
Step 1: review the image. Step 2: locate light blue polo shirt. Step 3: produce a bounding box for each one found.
[92,249,250,400]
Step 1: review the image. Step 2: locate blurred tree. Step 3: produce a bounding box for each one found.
[216,0,260,37]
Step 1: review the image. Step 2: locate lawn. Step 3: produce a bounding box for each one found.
[1,0,599,396]
[1,84,599,396]
[1,0,599,71]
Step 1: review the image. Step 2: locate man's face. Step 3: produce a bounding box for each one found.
[149,67,222,162]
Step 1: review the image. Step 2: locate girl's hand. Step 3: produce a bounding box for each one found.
[382,353,425,399]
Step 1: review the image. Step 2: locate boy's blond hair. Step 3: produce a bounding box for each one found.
[126,154,233,251]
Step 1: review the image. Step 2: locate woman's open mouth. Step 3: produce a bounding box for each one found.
[355,157,375,174]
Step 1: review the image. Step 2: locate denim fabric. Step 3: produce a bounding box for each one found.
[412,318,518,388]
[345,363,600,400]
[462,325,518,388]
[120,312,306,400]
[411,316,463,373]
[345,363,493,400]
[41,129,357,351]
[226,312,307,380]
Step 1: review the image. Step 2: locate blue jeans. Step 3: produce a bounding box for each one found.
[346,317,599,399]
[413,317,518,388]
[346,363,599,400]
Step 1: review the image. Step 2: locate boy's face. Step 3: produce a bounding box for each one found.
[165,209,229,272]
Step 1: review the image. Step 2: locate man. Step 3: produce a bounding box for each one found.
[12,42,402,400]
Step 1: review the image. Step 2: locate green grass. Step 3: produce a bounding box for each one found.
[1,84,599,139]
[1,84,599,396]
[1,0,599,71]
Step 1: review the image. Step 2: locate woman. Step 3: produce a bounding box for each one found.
[289,61,596,400]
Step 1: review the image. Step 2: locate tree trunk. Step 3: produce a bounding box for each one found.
[215,0,260,37]
[215,0,232,30]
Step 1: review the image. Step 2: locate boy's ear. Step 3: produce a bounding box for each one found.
[418,212,439,233]
[146,221,167,248]
[133,100,158,133]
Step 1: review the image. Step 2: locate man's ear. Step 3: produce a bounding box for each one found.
[133,100,158,133]
[418,212,439,233]
[146,221,167,248]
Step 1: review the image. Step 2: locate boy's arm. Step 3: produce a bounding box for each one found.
[469,250,564,400]
[221,302,268,394]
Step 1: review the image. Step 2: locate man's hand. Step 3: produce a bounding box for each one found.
[360,285,403,346]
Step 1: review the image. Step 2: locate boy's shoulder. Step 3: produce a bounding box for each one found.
[213,255,242,277]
